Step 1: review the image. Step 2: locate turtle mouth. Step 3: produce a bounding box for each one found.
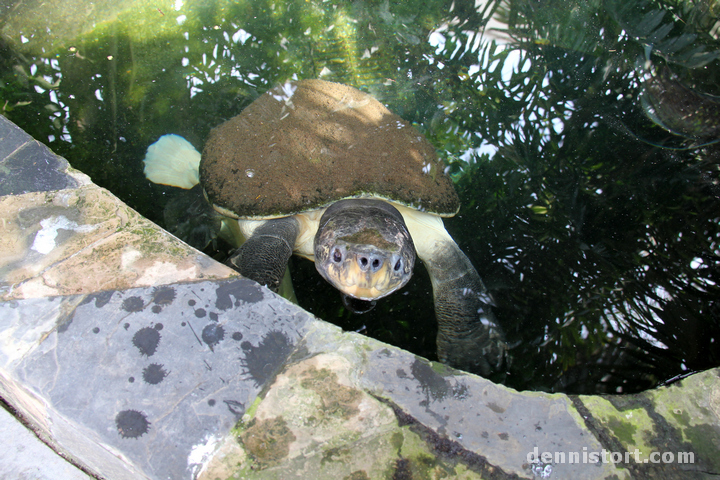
[317,243,411,300]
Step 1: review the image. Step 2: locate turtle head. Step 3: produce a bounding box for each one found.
[314,199,415,300]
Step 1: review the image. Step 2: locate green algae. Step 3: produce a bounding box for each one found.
[299,366,362,421]
[580,396,656,459]
[644,370,720,472]
[390,425,483,480]
[240,416,296,469]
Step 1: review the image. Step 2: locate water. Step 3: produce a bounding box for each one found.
[2,0,719,394]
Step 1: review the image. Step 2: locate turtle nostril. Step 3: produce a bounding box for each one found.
[371,259,380,269]
[359,257,368,267]
[394,259,402,271]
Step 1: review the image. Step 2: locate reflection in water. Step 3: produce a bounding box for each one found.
[641,67,720,145]
[1,0,719,394]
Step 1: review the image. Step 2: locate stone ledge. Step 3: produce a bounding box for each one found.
[0,183,234,301]
[0,115,718,479]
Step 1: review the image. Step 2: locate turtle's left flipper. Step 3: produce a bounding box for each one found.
[398,205,508,377]
[227,217,300,293]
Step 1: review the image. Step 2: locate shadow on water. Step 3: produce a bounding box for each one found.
[1,0,719,394]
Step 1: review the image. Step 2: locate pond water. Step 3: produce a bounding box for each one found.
[2,0,719,394]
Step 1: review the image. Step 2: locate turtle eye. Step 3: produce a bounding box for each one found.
[394,259,402,271]
[332,248,343,263]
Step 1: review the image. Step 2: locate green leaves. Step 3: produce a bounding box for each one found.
[445,0,720,392]
[608,0,720,67]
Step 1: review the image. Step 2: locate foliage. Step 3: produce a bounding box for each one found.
[446,0,720,392]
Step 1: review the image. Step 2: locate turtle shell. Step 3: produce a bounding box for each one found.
[199,79,460,219]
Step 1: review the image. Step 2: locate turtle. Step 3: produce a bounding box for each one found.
[143,79,507,376]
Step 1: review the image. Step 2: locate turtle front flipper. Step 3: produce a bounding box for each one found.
[227,217,300,293]
[398,206,508,377]
[424,242,508,377]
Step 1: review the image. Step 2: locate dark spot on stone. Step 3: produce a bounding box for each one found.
[209,311,218,321]
[241,331,294,387]
[481,431,489,438]
[142,363,169,385]
[486,402,505,414]
[232,332,243,341]
[202,323,225,351]
[81,290,115,308]
[56,315,73,333]
[321,446,349,466]
[122,296,144,312]
[208,399,216,407]
[535,422,542,431]
[373,396,417,428]
[344,471,370,480]
[498,432,509,441]
[154,323,163,331]
[115,410,150,439]
[181,322,186,326]
[223,400,244,417]
[124,323,130,330]
[132,327,160,357]
[411,359,450,402]
[195,308,207,318]
[188,299,196,306]
[393,458,412,480]
[92,327,100,334]
[452,383,469,400]
[215,278,263,310]
[128,377,135,383]
[151,305,162,314]
[396,368,407,378]
[378,348,392,357]
[152,286,176,305]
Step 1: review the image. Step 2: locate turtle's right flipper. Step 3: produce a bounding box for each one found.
[424,243,508,378]
[398,206,508,378]
[226,217,300,293]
